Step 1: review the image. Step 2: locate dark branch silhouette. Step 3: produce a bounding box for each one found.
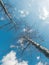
[22,36,49,58]
[0,22,11,29]
[0,0,17,30]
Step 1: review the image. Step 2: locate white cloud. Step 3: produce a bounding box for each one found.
[17,38,25,50]
[18,10,29,17]
[28,3,32,7]
[17,37,25,46]
[22,28,33,33]
[36,56,40,60]
[10,45,19,49]
[0,17,5,21]
[39,7,49,20]
[23,28,27,32]
[10,45,19,50]
[36,61,48,65]
[1,51,28,65]
[28,29,33,33]
[10,45,16,48]
[36,61,44,65]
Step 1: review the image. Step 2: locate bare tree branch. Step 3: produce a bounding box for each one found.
[22,36,49,58]
[0,0,17,30]
[0,22,11,29]
[21,42,30,54]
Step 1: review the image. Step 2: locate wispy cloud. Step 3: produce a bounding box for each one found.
[0,17,5,21]
[36,56,40,60]
[18,10,29,17]
[36,61,48,65]
[39,7,49,20]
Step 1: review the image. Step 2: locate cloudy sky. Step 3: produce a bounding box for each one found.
[0,0,49,65]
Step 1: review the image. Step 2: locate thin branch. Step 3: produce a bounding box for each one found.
[22,42,30,54]
[0,0,17,30]
[0,22,11,29]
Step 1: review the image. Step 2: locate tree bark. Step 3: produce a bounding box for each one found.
[23,36,49,58]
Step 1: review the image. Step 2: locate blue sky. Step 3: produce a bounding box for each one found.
[0,0,49,65]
